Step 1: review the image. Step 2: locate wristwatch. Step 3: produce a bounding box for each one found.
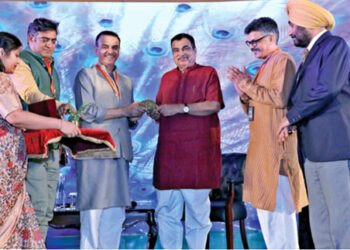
[183,104,189,113]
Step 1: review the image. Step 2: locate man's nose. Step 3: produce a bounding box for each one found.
[46,41,55,47]
[179,49,188,56]
[107,47,114,53]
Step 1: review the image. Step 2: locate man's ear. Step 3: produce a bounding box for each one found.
[94,46,98,56]
[28,34,35,43]
[0,48,5,57]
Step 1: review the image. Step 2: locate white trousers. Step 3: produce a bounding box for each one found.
[156,189,212,249]
[257,175,299,249]
[80,207,125,249]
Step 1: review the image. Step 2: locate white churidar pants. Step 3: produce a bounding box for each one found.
[156,189,211,249]
[80,207,125,249]
[257,175,299,249]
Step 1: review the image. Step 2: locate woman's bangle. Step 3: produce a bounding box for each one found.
[240,96,249,104]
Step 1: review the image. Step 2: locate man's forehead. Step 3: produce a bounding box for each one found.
[36,30,57,38]
[100,42,119,47]
[247,31,264,39]
[97,35,120,46]
[171,38,191,48]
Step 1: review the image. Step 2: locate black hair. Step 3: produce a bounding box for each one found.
[95,31,120,46]
[171,33,196,49]
[0,32,22,72]
[27,18,59,36]
[244,17,279,44]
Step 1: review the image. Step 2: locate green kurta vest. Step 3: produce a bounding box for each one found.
[20,48,60,109]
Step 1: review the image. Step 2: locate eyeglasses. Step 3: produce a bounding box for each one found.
[245,35,269,47]
[37,36,57,45]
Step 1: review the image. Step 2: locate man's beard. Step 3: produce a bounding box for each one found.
[292,28,312,48]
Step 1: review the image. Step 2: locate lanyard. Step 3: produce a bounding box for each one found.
[44,59,56,98]
[252,48,280,85]
[96,64,120,98]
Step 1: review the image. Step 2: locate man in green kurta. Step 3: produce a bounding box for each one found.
[10,18,70,241]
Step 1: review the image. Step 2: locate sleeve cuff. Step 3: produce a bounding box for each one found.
[238,78,252,91]
[128,119,138,129]
[286,109,303,125]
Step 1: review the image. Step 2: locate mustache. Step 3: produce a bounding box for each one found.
[251,48,260,52]
[178,55,189,60]
[104,52,117,57]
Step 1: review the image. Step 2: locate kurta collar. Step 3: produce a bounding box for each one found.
[97,63,117,76]
[177,63,199,74]
[24,47,54,65]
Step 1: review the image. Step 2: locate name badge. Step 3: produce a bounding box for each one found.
[248,106,254,121]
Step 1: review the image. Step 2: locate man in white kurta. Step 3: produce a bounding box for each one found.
[74,31,145,249]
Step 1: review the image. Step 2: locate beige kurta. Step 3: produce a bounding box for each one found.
[9,59,63,108]
[238,50,308,212]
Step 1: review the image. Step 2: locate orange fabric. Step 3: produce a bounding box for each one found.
[44,59,56,98]
[253,48,280,85]
[238,51,308,212]
[96,64,121,98]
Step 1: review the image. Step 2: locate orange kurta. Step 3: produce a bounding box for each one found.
[238,50,308,212]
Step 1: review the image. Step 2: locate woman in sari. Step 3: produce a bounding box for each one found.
[0,32,80,249]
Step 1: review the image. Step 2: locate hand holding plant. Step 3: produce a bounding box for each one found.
[67,100,90,126]
[139,99,158,113]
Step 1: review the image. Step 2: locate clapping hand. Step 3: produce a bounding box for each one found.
[226,66,250,101]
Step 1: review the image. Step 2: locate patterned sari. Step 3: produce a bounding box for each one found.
[0,72,45,249]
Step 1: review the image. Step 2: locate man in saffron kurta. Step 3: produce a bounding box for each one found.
[149,33,224,249]
[227,17,308,249]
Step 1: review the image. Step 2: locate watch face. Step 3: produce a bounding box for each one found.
[184,106,189,113]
